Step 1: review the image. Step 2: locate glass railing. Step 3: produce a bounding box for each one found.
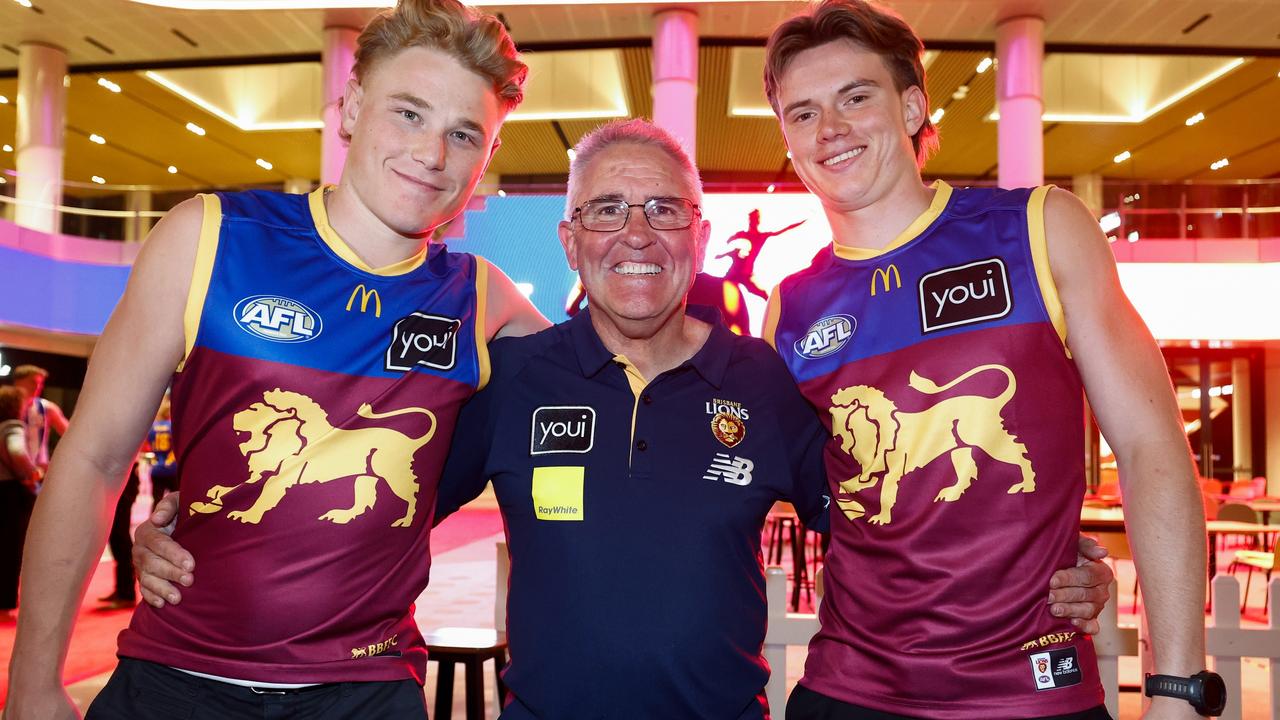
[1099,179,1280,242]
[4,171,1279,243]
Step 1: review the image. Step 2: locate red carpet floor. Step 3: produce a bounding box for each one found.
[0,508,505,706]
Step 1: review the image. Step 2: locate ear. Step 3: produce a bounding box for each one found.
[340,77,364,139]
[694,218,711,274]
[557,220,579,271]
[901,85,926,137]
[482,135,503,176]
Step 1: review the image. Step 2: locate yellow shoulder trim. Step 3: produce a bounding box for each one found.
[474,256,491,391]
[308,186,428,276]
[833,180,952,261]
[1027,185,1070,354]
[762,287,782,351]
[178,193,222,372]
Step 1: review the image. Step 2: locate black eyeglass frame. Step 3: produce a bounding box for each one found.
[571,197,702,232]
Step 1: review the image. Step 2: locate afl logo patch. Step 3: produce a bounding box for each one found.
[710,412,745,448]
[233,295,322,343]
[794,314,856,359]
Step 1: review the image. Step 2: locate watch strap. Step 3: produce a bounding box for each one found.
[1145,673,1195,700]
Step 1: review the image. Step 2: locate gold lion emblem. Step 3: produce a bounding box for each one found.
[828,364,1035,526]
[189,389,437,527]
[711,412,745,448]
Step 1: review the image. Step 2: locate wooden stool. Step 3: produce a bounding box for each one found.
[424,627,508,720]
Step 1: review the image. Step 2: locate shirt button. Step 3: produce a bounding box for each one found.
[642,394,653,405]
[636,439,648,451]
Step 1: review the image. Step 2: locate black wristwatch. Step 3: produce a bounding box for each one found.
[1144,671,1226,716]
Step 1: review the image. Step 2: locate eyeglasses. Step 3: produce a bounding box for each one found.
[572,197,701,232]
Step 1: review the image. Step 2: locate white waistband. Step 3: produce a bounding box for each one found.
[171,667,321,689]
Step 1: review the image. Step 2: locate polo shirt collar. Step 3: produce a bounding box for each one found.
[567,304,733,389]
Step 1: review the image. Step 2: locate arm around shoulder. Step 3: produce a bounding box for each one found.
[481,259,551,340]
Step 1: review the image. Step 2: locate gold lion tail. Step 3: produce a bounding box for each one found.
[357,403,438,442]
[909,364,1015,400]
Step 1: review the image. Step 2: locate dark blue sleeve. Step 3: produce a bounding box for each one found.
[433,377,499,527]
[773,358,831,533]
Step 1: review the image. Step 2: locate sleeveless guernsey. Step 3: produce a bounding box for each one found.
[118,188,491,684]
[767,182,1104,718]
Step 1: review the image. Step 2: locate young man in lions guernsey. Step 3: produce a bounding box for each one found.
[5,1,546,718]
[762,2,1212,719]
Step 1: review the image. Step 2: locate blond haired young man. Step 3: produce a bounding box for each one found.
[5,1,546,717]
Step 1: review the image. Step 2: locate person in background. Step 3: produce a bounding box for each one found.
[0,385,39,615]
[12,365,69,482]
[146,393,178,508]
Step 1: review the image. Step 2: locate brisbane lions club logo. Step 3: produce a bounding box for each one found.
[189,389,436,527]
[827,364,1035,526]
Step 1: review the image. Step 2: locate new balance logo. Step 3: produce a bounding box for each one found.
[702,453,753,486]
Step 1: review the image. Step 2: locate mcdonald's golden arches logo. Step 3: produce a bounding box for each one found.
[346,284,382,317]
[870,264,902,297]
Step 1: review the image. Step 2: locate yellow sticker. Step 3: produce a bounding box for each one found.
[532,466,584,521]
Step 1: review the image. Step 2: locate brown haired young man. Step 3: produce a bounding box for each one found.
[5,1,547,718]
[761,2,1210,719]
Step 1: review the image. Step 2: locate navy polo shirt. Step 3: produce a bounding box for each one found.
[436,305,829,720]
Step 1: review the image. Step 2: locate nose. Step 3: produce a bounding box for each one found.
[411,132,447,171]
[817,111,850,144]
[619,207,658,248]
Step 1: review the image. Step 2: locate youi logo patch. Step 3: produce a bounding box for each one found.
[233,295,322,343]
[530,406,596,455]
[919,257,1012,333]
[386,313,461,372]
[794,314,856,360]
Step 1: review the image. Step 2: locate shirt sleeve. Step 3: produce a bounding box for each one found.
[773,359,830,533]
[3,427,37,480]
[433,383,498,527]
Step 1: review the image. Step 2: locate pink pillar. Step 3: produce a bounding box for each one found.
[15,42,67,233]
[651,8,698,162]
[322,25,359,186]
[996,14,1044,189]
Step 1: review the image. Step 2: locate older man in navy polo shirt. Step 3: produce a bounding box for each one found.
[433,119,834,719]
[134,119,1113,719]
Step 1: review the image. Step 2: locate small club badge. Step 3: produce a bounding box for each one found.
[711,412,745,448]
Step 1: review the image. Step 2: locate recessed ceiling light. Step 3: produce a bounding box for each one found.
[91,175,106,184]
[976,57,993,74]
[167,165,178,174]
[1113,150,1131,164]
[14,0,33,8]
[185,122,206,136]
[0,95,8,104]
[766,184,776,193]
[0,177,6,184]
[785,151,792,160]
[566,148,577,162]
[1,144,10,152]
[497,189,506,197]
[97,77,122,93]
[255,158,273,170]
[89,134,106,145]
[1185,112,1205,126]
[930,108,945,124]
[1210,157,1229,171]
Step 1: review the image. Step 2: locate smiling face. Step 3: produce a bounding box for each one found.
[340,45,504,238]
[776,39,925,215]
[557,142,709,340]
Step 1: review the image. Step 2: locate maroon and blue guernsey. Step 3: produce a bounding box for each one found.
[765,182,1104,718]
[118,188,491,684]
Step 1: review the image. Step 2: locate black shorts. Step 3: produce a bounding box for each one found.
[86,658,427,720]
[786,683,1114,720]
